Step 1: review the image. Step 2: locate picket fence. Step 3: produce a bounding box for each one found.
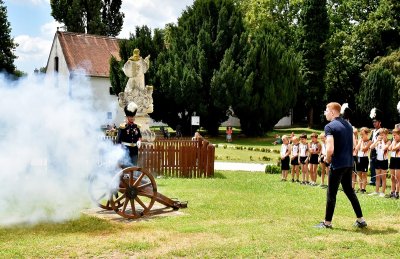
[103,136,215,178]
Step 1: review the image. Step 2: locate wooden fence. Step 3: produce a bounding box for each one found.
[138,138,215,178]
[102,136,215,178]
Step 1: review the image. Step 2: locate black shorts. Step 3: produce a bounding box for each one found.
[291,156,299,166]
[299,156,308,165]
[310,154,319,165]
[376,160,388,170]
[389,157,400,170]
[356,156,369,173]
[281,156,290,170]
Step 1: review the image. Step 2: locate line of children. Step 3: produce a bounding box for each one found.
[279,128,400,199]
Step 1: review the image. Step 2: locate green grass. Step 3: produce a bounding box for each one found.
[1,171,399,258]
[209,127,323,163]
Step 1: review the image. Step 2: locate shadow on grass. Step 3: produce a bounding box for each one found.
[334,227,398,235]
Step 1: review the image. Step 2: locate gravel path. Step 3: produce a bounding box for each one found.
[214,161,267,172]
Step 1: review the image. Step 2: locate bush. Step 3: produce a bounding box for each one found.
[265,165,280,174]
[223,144,227,149]
[248,147,253,151]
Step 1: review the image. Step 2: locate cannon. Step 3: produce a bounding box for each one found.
[89,166,187,219]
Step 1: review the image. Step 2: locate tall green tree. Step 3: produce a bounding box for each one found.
[212,30,302,136]
[357,65,396,127]
[50,0,124,36]
[299,0,329,127]
[0,0,17,75]
[153,0,245,135]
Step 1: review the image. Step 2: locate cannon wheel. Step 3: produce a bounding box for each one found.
[110,166,157,219]
[88,172,124,210]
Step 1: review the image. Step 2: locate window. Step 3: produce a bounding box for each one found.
[54,56,59,72]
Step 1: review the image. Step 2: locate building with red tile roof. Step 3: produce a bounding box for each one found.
[46,31,124,124]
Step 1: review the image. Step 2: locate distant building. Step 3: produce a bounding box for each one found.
[45,31,124,125]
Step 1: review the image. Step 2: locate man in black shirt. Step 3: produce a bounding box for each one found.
[315,102,366,229]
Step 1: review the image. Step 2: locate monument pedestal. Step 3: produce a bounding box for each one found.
[135,114,155,143]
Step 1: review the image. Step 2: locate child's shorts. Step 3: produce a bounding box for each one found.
[281,156,290,170]
[291,156,299,166]
[389,157,400,170]
[376,159,388,170]
[299,156,308,165]
[309,154,319,165]
[356,156,369,172]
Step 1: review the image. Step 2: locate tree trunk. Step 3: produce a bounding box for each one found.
[308,107,314,128]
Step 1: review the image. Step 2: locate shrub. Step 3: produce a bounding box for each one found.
[265,165,280,174]
[248,147,253,151]
[261,148,265,152]
[223,144,227,149]
[215,144,219,148]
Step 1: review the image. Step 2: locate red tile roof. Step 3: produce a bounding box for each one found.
[57,31,120,77]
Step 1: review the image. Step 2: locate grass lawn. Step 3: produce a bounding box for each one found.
[1,171,399,258]
[209,127,324,164]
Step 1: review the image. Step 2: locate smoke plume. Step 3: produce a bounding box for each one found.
[0,73,123,226]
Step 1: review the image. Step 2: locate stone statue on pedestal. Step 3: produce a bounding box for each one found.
[118,48,155,143]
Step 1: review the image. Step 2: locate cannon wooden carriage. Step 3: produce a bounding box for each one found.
[89,166,187,219]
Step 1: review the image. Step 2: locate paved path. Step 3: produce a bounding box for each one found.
[214,161,267,172]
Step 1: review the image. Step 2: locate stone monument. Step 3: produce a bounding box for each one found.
[118,48,155,143]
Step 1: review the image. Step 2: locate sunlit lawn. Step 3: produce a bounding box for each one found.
[1,171,399,258]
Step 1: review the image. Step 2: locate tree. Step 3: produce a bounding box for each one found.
[298,0,329,127]
[357,65,396,127]
[153,0,245,135]
[0,0,17,75]
[324,0,400,126]
[212,30,302,136]
[50,0,124,36]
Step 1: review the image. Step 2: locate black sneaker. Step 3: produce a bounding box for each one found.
[291,179,295,183]
[353,220,367,228]
[296,179,300,183]
[314,221,332,229]
[396,193,400,199]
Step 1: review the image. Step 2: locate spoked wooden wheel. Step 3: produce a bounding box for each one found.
[110,167,157,219]
[88,172,123,210]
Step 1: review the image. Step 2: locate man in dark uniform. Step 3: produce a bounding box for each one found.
[369,108,382,186]
[315,102,366,229]
[117,102,142,167]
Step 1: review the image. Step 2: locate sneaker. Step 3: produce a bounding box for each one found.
[396,193,400,199]
[368,192,379,196]
[361,189,367,194]
[314,221,332,229]
[379,192,386,198]
[296,179,300,183]
[353,220,367,228]
[291,179,295,183]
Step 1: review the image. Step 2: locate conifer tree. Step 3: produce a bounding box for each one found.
[0,0,17,75]
[50,0,124,36]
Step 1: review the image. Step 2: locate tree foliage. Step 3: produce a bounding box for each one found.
[152,0,245,135]
[0,0,17,75]
[212,30,302,136]
[357,65,396,127]
[298,0,329,127]
[50,0,124,36]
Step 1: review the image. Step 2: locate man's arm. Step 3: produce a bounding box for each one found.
[325,135,334,163]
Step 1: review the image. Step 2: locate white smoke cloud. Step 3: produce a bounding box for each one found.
[0,73,124,226]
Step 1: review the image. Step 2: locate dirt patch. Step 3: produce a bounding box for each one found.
[82,203,186,223]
